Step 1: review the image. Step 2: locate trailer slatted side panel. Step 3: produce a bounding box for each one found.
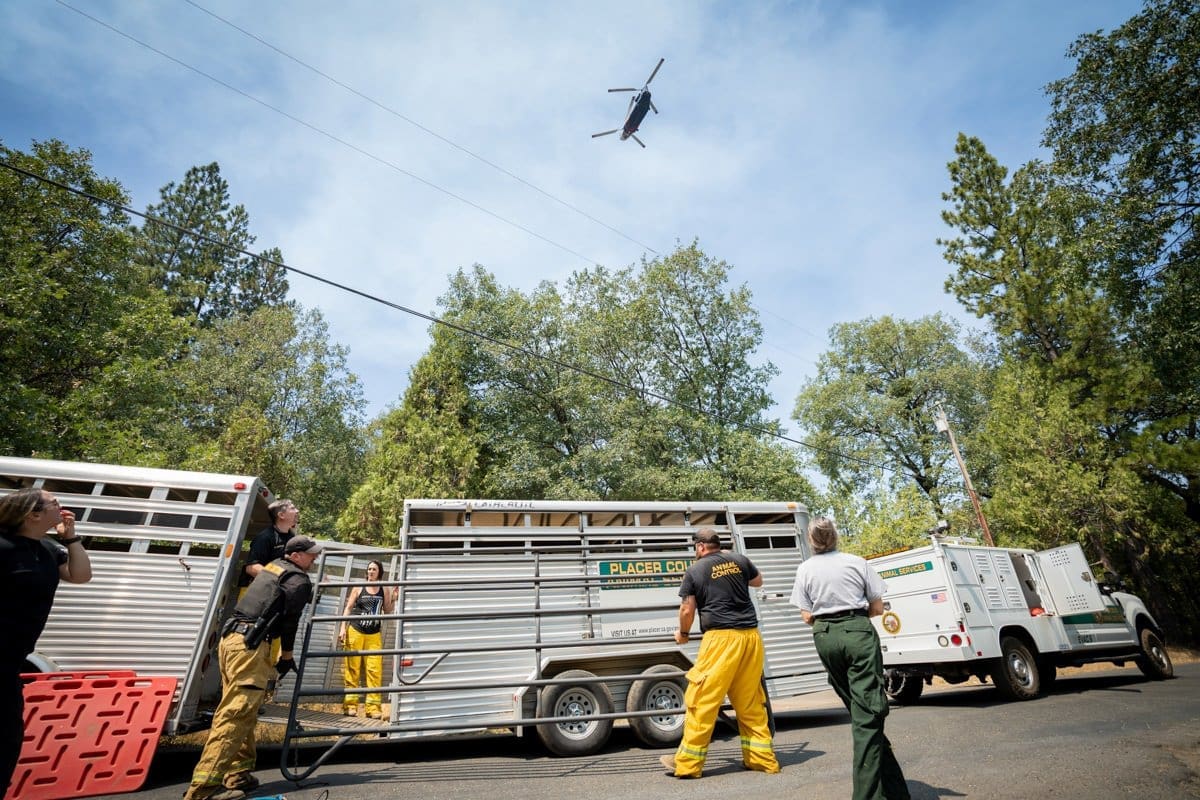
[0,456,271,734]
[401,552,553,734]
[739,525,828,697]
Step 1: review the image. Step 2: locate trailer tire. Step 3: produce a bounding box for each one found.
[536,669,614,756]
[1135,628,1174,680]
[626,664,686,747]
[883,670,923,705]
[991,636,1040,700]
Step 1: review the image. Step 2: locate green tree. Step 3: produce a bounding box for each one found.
[352,243,816,510]
[338,326,483,544]
[792,314,991,522]
[822,480,944,558]
[135,163,289,326]
[1044,0,1200,522]
[171,305,367,537]
[939,133,1200,640]
[0,138,187,459]
[467,245,811,501]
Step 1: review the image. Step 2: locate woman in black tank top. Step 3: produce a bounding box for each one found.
[338,560,396,718]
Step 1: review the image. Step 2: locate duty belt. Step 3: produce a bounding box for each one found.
[224,619,255,637]
[812,609,867,621]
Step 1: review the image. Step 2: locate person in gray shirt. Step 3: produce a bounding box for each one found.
[791,517,909,800]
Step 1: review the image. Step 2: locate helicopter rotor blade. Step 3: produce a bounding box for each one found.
[632,133,646,148]
[608,88,637,93]
[592,129,620,138]
[644,58,664,86]
[649,100,658,114]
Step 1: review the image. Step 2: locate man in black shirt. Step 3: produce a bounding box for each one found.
[242,499,299,585]
[661,528,780,778]
[182,535,322,800]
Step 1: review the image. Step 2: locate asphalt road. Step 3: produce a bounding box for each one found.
[100,663,1199,800]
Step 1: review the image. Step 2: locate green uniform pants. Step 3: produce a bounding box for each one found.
[183,634,275,799]
[673,628,780,777]
[344,627,384,714]
[812,613,909,800]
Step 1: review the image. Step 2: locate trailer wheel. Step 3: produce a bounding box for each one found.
[1135,628,1174,680]
[626,664,686,747]
[883,670,923,705]
[991,636,1040,700]
[536,669,614,756]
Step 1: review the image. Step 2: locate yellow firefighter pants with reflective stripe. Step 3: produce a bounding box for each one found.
[184,634,275,798]
[344,627,384,712]
[673,627,780,777]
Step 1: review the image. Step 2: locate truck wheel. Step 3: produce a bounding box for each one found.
[626,664,686,747]
[883,670,924,705]
[1135,628,1174,680]
[991,636,1040,700]
[536,669,614,756]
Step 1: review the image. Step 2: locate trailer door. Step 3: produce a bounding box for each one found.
[1031,543,1105,616]
[729,510,828,697]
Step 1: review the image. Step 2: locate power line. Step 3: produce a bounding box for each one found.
[55,1,825,373]
[58,0,825,369]
[55,0,601,267]
[0,158,896,476]
[181,0,662,257]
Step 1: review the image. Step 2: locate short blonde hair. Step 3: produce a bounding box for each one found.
[808,516,839,554]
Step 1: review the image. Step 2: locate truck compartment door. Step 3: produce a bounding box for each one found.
[1032,543,1105,616]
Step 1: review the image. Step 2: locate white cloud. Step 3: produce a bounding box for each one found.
[1,0,1142,426]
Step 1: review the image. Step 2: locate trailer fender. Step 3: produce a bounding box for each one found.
[23,653,60,674]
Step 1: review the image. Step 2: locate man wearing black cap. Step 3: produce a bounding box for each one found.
[661,528,780,778]
[182,536,323,800]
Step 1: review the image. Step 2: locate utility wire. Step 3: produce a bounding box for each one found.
[185,0,832,353]
[55,0,601,267]
[57,1,825,367]
[182,0,661,257]
[0,158,895,475]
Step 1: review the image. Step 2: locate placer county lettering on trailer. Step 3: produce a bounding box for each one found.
[599,559,691,589]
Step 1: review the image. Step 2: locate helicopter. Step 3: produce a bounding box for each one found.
[592,58,664,148]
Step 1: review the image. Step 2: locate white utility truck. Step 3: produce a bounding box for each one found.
[867,536,1173,703]
[280,498,829,774]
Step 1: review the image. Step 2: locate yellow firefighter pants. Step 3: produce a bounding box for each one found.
[183,634,275,799]
[344,627,384,713]
[673,627,779,777]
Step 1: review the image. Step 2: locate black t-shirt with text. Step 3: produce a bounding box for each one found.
[679,551,759,631]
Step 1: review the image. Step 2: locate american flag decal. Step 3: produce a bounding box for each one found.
[930,591,948,603]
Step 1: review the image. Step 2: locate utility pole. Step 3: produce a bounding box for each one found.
[934,403,994,547]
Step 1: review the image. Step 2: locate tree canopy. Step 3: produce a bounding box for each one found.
[0,139,364,538]
[338,243,816,542]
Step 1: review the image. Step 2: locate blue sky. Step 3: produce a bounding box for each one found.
[1,0,1142,429]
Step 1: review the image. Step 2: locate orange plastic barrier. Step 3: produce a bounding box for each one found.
[6,672,178,800]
